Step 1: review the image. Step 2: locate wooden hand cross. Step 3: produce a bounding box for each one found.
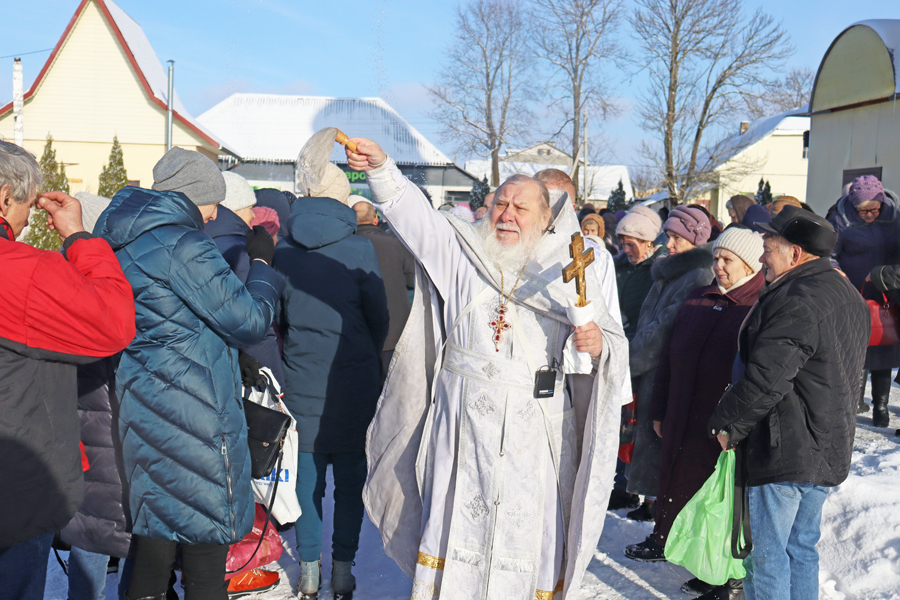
[562,232,595,307]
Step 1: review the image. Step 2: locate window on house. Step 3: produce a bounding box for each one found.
[842,167,882,186]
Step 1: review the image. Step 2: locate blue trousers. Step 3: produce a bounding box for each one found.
[744,482,829,600]
[67,546,132,600]
[295,451,367,563]
[0,532,53,600]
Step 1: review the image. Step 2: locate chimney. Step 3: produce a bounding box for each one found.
[13,58,24,147]
[740,121,750,135]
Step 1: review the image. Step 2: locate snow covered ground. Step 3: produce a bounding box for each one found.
[45,382,900,600]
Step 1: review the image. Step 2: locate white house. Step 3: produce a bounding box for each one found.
[197,94,479,206]
[698,109,810,224]
[806,19,900,214]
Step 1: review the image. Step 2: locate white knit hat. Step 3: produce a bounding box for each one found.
[616,205,662,242]
[713,227,764,274]
[220,171,257,213]
[310,163,351,205]
[74,192,111,234]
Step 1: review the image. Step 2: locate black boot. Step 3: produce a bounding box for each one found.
[624,536,666,562]
[858,370,871,413]
[694,578,744,600]
[608,488,640,510]
[682,578,714,596]
[626,499,655,522]
[872,370,891,427]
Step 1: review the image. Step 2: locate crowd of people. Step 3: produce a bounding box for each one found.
[0,133,886,600]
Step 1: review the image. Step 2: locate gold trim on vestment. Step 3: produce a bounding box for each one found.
[416,551,445,570]
[534,580,565,600]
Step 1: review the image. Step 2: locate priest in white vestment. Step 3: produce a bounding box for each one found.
[346,139,629,600]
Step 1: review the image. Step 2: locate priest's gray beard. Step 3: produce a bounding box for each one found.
[477,216,543,274]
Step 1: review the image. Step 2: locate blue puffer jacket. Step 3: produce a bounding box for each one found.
[95,188,285,545]
[275,197,389,453]
[205,206,285,388]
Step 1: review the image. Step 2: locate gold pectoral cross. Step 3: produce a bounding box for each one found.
[562,232,595,307]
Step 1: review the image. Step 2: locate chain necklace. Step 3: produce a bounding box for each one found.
[489,262,528,352]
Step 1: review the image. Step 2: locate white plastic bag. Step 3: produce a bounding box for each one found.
[246,369,303,525]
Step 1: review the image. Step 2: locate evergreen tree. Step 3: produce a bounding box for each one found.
[25,134,69,251]
[607,179,628,212]
[469,176,490,210]
[755,177,773,206]
[97,136,128,198]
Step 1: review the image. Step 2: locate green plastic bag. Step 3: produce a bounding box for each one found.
[664,451,747,585]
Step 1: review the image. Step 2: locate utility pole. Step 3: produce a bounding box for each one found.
[582,115,588,204]
[13,58,24,147]
[166,60,174,150]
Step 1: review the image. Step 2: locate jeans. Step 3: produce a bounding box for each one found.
[743,482,828,600]
[295,451,367,563]
[67,546,132,600]
[0,532,53,600]
[126,535,228,600]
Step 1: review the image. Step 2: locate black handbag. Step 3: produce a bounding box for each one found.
[243,380,292,480]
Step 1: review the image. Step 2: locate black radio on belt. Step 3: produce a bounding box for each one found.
[533,366,557,398]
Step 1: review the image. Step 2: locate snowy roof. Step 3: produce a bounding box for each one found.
[463,160,632,201]
[699,107,810,172]
[0,0,232,153]
[197,94,452,165]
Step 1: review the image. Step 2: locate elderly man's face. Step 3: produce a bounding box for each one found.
[0,185,37,237]
[761,236,794,283]
[488,181,549,246]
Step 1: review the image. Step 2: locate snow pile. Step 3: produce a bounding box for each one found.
[44,386,900,599]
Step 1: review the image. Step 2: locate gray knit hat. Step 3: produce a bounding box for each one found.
[151,147,225,206]
[713,227,764,274]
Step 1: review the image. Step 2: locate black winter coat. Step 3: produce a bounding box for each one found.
[275,198,390,453]
[356,224,415,352]
[709,259,869,487]
[60,357,131,558]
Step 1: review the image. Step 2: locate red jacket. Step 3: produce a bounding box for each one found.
[0,219,135,549]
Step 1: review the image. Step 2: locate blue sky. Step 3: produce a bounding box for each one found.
[5,0,900,169]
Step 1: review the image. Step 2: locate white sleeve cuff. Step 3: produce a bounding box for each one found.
[365,157,407,206]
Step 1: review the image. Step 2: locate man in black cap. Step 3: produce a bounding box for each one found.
[708,206,869,600]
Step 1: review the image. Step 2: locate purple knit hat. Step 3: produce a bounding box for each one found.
[663,206,711,245]
[848,175,885,206]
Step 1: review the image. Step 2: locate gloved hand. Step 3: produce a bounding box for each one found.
[238,351,267,389]
[246,225,275,265]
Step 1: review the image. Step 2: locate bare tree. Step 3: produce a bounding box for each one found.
[743,66,815,119]
[428,0,533,186]
[631,0,792,204]
[629,165,661,199]
[530,0,622,200]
